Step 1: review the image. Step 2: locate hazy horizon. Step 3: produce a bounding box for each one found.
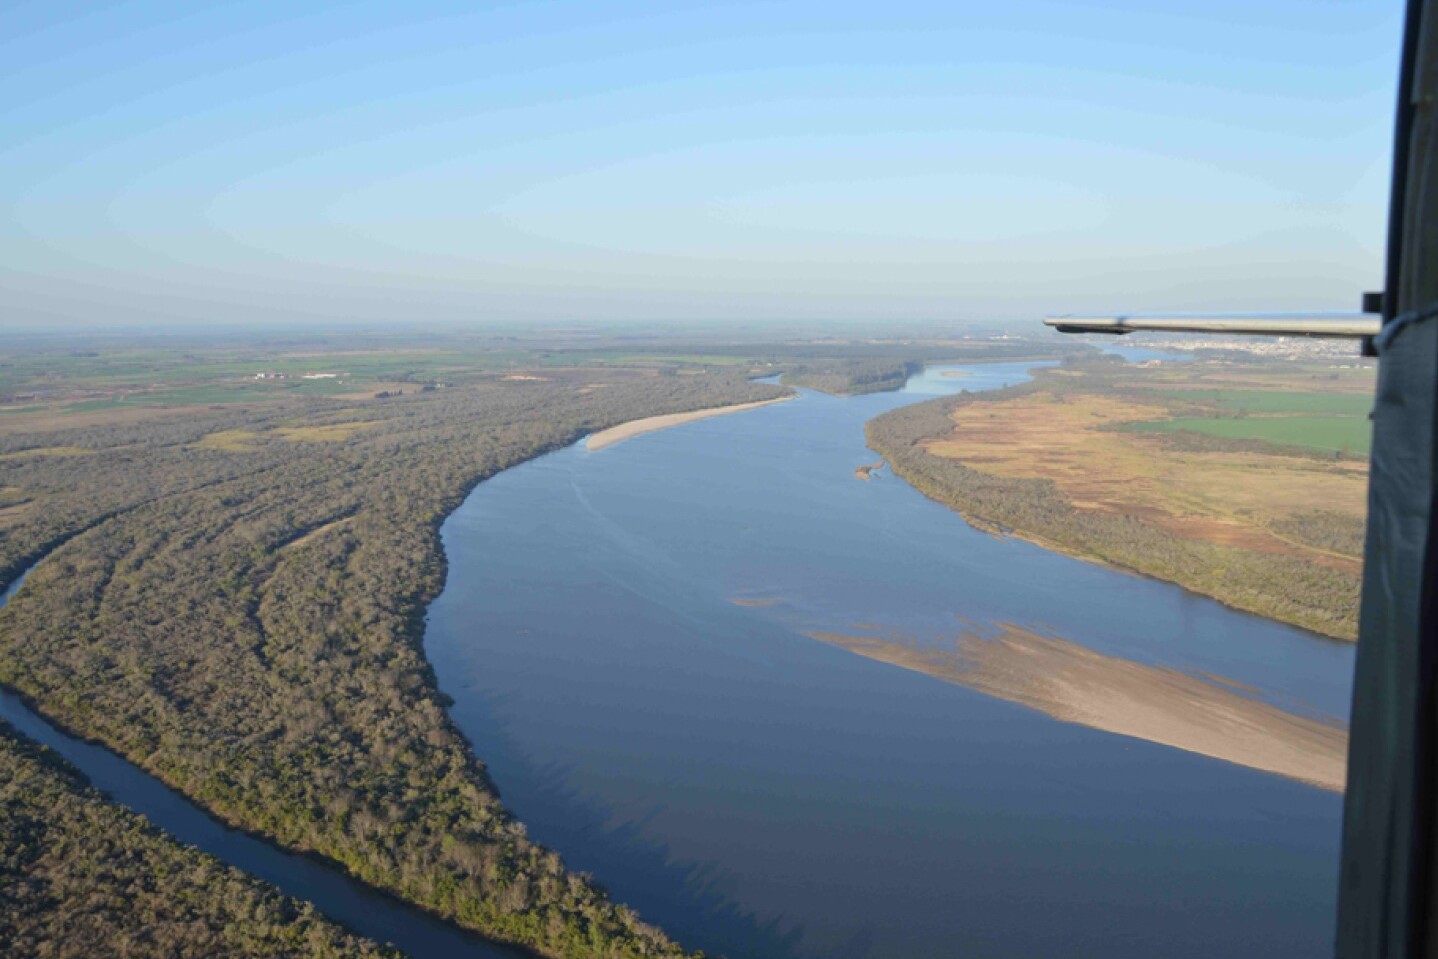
[3,1,1404,330]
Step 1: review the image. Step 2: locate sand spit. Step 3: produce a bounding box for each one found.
[585,396,793,451]
[855,459,885,480]
[808,623,1348,792]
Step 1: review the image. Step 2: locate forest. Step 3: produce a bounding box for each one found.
[0,720,396,959]
[0,360,796,958]
[782,359,919,395]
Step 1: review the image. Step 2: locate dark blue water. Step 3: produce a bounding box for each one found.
[0,567,528,959]
[425,359,1349,959]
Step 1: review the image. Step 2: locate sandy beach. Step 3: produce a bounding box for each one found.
[809,623,1348,792]
[585,396,793,451]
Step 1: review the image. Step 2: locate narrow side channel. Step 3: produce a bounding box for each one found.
[0,562,531,959]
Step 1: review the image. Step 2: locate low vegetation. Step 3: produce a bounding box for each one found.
[867,356,1372,639]
[0,721,397,959]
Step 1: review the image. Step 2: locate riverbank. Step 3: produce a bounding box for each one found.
[424,356,1347,959]
[865,361,1366,640]
[0,371,776,959]
[585,396,794,450]
[809,623,1347,792]
[1,560,535,959]
[0,721,400,959]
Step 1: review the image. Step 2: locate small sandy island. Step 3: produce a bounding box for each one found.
[855,458,885,480]
[808,623,1348,792]
[586,396,793,451]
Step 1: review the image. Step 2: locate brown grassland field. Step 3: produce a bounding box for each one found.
[926,379,1366,574]
[868,353,1374,639]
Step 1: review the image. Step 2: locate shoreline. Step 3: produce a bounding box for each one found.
[585,395,794,451]
[871,431,1357,644]
[0,558,542,959]
[0,683,540,959]
[0,415,697,959]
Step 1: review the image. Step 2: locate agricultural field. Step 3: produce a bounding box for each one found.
[1156,389,1373,414]
[1127,415,1371,455]
[0,330,1084,435]
[1126,386,1373,454]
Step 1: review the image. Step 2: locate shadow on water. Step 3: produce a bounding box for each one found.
[0,563,529,959]
[487,747,876,959]
[448,683,809,959]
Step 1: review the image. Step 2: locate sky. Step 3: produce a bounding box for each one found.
[0,1,1406,330]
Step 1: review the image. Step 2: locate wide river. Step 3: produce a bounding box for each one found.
[425,354,1354,959]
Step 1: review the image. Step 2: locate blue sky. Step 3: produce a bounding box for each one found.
[0,1,1405,328]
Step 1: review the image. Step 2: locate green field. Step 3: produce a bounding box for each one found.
[1130,414,1371,455]
[0,348,501,398]
[1158,389,1374,416]
[0,342,763,417]
[532,352,752,367]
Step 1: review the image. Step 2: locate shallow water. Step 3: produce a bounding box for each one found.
[425,357,1349,959]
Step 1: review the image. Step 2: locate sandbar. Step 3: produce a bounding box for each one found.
[586,396,793,451]
[855,458,885,480]
[809,623,1347,792]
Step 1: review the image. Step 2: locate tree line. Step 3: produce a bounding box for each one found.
[0,720,399,959]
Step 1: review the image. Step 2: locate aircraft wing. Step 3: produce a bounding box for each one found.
[1044,312,1380,339]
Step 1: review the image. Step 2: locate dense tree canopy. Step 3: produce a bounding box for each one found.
[0,368,784,958]
[0,721,398,959]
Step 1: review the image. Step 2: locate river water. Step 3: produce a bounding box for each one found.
[425,354,1352,959]
[0,351,1352,959]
